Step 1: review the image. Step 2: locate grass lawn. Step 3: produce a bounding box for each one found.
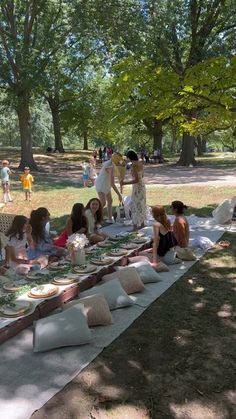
[1,149,235,418]
[1,183,235,231]
[32,232,236,419]
[0,149,235,227]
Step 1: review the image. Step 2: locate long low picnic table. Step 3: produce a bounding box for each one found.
[0,239,151,344]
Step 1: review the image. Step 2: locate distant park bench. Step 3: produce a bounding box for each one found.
[0,213,15,234]
[0,213,15,261]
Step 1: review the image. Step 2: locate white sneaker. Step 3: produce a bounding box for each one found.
[107,218,115,224]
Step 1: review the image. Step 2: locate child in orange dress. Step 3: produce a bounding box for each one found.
[21,167,34,201]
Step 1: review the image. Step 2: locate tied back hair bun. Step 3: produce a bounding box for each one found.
[171,200,188,214]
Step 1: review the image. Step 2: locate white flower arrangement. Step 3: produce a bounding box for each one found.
[66,233,89,253]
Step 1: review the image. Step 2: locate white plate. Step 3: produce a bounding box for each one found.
[3,282,22,292]
[120,243,138,250]
[29,284,58,297]
[131,238,147,244]
[97,241,110,248]
[26,272,47,280]
[52,277,77,285]
[72,265,97,274]
[90,257,114,266]
[108,249,128,257]
[0,301,32,317]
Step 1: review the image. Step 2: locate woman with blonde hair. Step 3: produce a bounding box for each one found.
[152,205,179,265]
[95,159,123,222]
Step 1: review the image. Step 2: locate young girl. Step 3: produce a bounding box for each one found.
[5,215,47,271]
[85,198,108,244]
[172,200,190,248]
[88,159,97,185]
[54,203,88,248]
[28,207,64,259]
[95,159,123,222]
[21,167,34,201]
[1,160,13,203]
[152,205,179,265]
[81,162,90,187]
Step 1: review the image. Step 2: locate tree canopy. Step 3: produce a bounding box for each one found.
[0,0,235,167]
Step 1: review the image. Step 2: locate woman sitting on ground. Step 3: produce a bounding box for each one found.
[5,215,48,271]
[152,205,179,265]
[28,207,64,259]
[54,203,88,248]
[85,198,108,244]
[172,200,189,248]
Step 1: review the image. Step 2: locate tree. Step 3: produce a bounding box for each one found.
[112,52,236,161]
[107,0,236,164]
[0,0,75,169]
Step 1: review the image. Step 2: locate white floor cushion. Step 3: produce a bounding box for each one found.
[119,261,162,283]
[33,304,92,352]
[62,294,113,327]
[102,267,145,294]
[79,279,134,310]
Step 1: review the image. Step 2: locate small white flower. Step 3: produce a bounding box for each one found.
[66,233,89,251]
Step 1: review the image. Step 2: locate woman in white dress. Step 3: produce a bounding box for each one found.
[120,150,146,230]
[95,159,123,222]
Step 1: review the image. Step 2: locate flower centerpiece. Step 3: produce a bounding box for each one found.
[66,233,89,266]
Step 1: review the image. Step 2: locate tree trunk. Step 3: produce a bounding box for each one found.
[17,92,38,170]
[47,96,65,153]
[202,136,207,153]
[177,132,197,166]
[83,130,88,150]
[153,119,163,152]
[196,135,203,156]
[170,125,178,153]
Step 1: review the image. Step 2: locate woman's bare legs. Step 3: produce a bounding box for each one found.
[98,192,106,208]
[106,191,113,221]
[98,191,113,221]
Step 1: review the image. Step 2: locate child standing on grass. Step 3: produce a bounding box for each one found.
[21,167,34,201]
[81,161,90,187]
[89,158,97,185]
[1,159,13,203]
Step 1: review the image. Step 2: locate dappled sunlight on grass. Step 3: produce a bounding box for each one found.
[32,231,236,418]
[170,399,228,419]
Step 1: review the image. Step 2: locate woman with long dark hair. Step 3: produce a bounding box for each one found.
[28,207,64,258]
[120,150,146,230]
[152,205,179,265]
[54,203,87,247]
[5,215,47,270]
[85,198,108,244]
[6,216,32,268]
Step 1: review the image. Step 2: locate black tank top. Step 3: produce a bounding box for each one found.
[157,231,178,257]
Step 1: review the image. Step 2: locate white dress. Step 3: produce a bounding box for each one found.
[85,209,96,235]
[95,160,112,195]
[8,234,28,268]
[131,163,146,226]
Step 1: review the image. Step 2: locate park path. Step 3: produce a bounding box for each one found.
[36,154,236,186]
[143,164,236,186]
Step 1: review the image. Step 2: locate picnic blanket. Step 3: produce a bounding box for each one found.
[0,217,235,419]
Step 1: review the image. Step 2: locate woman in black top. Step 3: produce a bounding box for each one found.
[152,205,179,265]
